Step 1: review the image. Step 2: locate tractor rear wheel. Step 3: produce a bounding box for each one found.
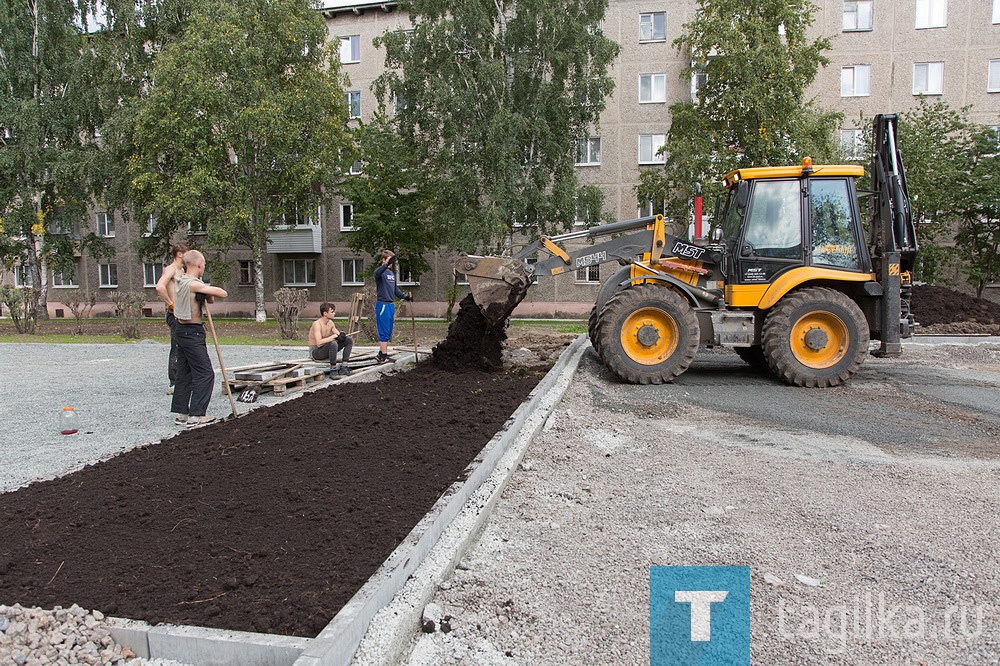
[596,284,699,384]
[588,304,601,354]
[762,287,869,387]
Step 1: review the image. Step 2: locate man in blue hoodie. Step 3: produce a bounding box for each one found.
[373,249,411,363]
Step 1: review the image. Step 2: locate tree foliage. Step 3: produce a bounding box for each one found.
[638,0,841,225]
[0,0,114,321]
[112,0,352,320]
[368,0,619,258]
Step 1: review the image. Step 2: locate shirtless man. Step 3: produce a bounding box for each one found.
[308,302,354,377]
[170,250,228,427]
[155,242,189,394]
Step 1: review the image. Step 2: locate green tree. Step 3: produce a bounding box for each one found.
[0,0,113,322]
[638,0,841,225]
[955,124,1000,297]
[369,0,619,257]
[119,0,352,321]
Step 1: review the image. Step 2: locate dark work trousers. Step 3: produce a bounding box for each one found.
[311,336,354,368]
[166,311,179,386]
[170,323,214,417]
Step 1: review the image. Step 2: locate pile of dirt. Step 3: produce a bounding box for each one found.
[0,361,546,637]
[432,294,509,371]
[910,284,1000,334]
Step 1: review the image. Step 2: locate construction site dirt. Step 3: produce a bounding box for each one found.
[0,359,553,637]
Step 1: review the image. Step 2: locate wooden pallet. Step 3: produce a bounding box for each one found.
[347,292,364,338]
[270,371,325,396]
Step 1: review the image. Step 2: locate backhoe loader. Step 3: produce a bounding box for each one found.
[453,114,918,387]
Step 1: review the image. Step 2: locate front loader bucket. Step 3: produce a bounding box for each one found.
[451,254,532,326]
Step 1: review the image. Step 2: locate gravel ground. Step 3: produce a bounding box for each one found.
[404,343,1000,666]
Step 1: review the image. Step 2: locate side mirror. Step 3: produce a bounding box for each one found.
[711,227,724,243]
[736,181,750,209]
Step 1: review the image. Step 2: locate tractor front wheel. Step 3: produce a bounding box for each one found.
[596,284,699,384]
[762,287,869,387]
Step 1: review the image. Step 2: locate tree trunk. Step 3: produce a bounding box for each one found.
[253,242,266,322]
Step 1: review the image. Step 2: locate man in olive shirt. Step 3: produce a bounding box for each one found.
[171,250,228,427]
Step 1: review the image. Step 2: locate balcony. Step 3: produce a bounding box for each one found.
[266,225,322,254]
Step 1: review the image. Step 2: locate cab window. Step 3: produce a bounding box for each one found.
[743,180,802,259]
[809,178,860,269]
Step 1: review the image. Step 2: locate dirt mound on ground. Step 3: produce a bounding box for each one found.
[910,284,1000,334]
[432,293,508,371]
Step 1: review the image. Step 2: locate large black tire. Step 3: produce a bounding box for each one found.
[596,284,699,384]
[588,304,601,354]
[734,345,768,369]
[762,287,869,387]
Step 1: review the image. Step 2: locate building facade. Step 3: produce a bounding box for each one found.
[17,0,1000,318]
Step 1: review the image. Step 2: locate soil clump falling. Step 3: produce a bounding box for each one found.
[432,293,509,371]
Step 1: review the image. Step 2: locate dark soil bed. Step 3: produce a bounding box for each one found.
[0,361,547,637]
[910,284,1000,333]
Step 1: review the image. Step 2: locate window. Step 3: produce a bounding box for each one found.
[349,160,363,175]
[574,202,594,227]
[345,91,361,119]
[340,203,355,231]
[989,60,1000,92]
[639,73,667,103]
[638,198,666,218]
[52,269,77,288]
[99,263,118,287]
[276,203,321,226]
[143,263,163,287]
[144,213,157,236]
[575,137,601,166]
[839,128,865,159]
[841,65,871,96]
[97,211,114,237]
[342,258,364,286]
[843,0,873,31]
[639,12,666,42]
[339,35,360,63]
[915,0,947,28]
[187,220,207,235]
[239,260,255,286]
[690,62,708,101]
[283,259,316,286]
[397,261,419,286]
[994,0,1000,24]
[455,271,469,286]
[744,180,802,260]
[575,265,600,283]
[638,134,666,164]
[809,179,860,269]
[913,62,944,95]
[14,265,32,288]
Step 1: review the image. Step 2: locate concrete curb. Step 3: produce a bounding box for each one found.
[102,337,587,665]
[907,335,1000,345]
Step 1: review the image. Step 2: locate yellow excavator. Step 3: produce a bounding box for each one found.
[453,114,918,387]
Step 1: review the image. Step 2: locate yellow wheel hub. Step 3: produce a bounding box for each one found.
[620,307,678,365]
[790,311,849,368]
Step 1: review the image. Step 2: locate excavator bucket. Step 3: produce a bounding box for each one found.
[451,254,532,326]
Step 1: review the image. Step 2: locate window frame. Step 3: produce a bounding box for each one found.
[840,64,871,97]
[575,264,601,284]
[397,261,420,286]
[99,263,118,288]
[13,265,33,288]
[575,137,602,166]
[988,59,1000,93]
[839,128,865,160]
[143,262,163,288]
[913,61,945,95]
[915,0,947,29]
[97,211,114,237]
[238,260,255,286]
[345,91,361,119]
[282,258,316,287]
[638,134,667,165]
[339,35,360,64]
[341,258,364,286]
[994,0,1000,24]
[52,269,77,288]
[842,0,873,31]
[340,203,355,231]
[638,73,667,103]
[638,11,666,43]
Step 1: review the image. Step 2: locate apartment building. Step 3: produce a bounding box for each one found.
[20,0,1000,318]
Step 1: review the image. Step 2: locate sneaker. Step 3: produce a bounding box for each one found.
[166,385,174,395]
[174,415,188,425]
[186,415,216,428]
[376,353,389,364]
[338,365,353,376]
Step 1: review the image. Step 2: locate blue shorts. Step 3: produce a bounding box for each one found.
[376,302,395,342]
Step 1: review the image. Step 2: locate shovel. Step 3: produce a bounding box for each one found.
[204,302,239,419]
